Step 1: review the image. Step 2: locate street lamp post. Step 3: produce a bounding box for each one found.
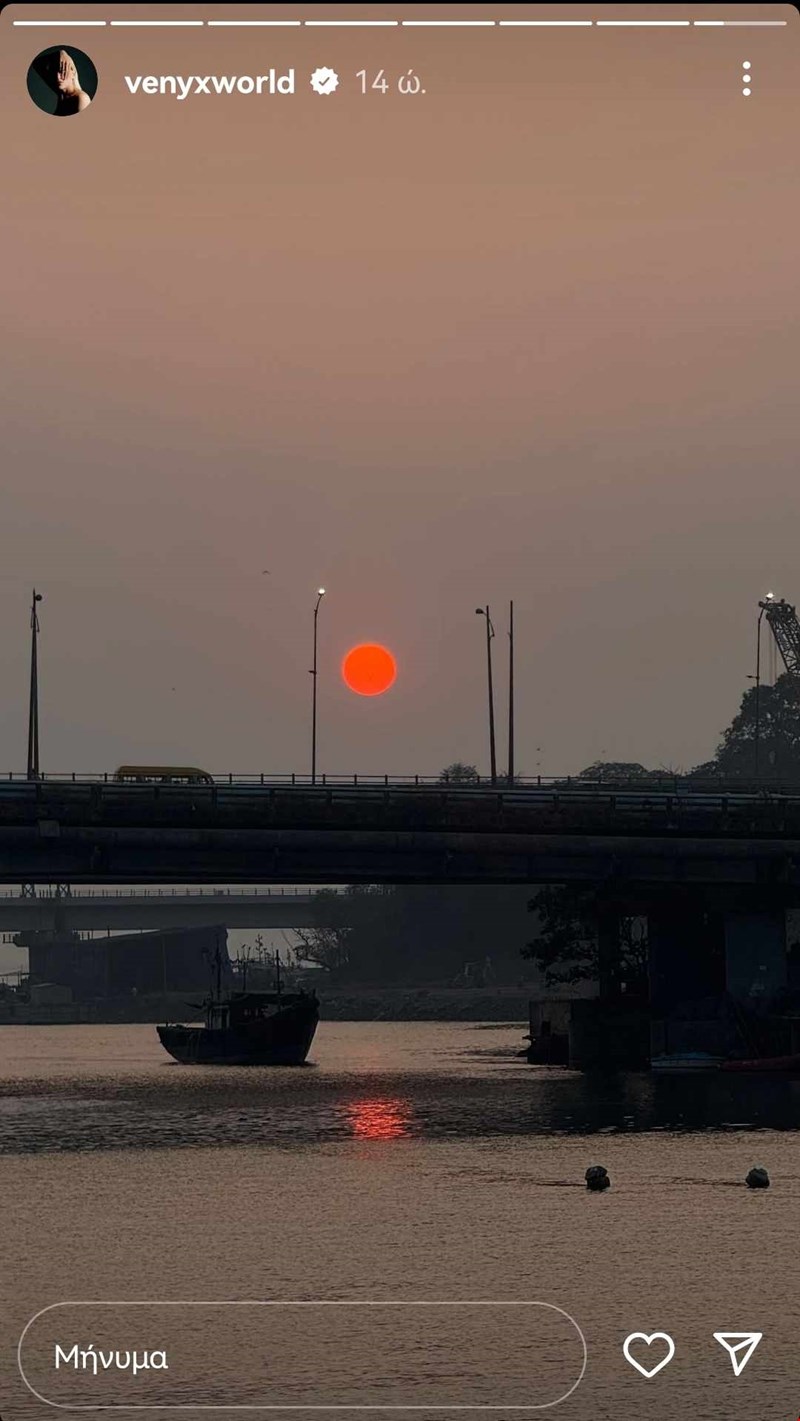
[475,606,497,786]
[310,588,325,784]
[26,589,43,781]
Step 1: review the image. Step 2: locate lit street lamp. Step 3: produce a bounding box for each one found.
[475,606,497,786]
[310,588,325,784]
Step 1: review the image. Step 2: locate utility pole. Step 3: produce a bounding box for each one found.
[507,600,515,785]
[475,606,497,785]
[26,589,42,781]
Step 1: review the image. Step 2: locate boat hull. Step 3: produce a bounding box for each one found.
[157,999,318,1066]
[650,1053,723,1073]
[721,1054,800,1075]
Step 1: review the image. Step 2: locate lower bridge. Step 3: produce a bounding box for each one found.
[0,888,327,934]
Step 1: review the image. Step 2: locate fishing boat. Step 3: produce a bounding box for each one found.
[157,950,319,1066]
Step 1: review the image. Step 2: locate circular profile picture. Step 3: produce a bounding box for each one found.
[27,45,97,116]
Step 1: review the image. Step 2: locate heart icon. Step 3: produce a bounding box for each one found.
[623,1332,676,1379]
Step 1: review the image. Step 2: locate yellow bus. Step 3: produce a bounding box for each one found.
[113,765,215,785]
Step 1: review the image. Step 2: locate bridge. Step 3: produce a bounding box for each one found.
[2,775,800,891]
[0,886,327,933]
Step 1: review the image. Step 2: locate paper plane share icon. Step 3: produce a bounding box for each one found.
[713,1332,763,1376]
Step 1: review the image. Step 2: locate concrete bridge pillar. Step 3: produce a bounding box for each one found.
[567,902,651,1069]
[723,909,787,1007]
[648,896,789,1059]
[648,893,726,1015]
[647,893,726,1058]
[597,903,623,1000]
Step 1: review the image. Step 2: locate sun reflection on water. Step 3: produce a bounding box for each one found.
[343,1098,413,1140]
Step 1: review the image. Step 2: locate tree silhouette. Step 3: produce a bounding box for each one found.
[692,672,800,780]
[523,886,648,991]
[438,763,480,784]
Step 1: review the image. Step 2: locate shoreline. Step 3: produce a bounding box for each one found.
[0,987,534,1026]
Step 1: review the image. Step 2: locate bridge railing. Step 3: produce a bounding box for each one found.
[0,770,564,786]
[0,886,337,899]
[3,770,800,794]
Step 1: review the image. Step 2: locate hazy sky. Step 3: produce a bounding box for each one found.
[0,2,797,781]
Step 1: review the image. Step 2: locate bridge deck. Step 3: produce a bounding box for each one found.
[1,780,800,887]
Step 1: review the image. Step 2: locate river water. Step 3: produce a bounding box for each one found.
[0,1021,798,1420]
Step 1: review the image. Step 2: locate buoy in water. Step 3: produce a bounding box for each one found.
[585,1165,610,1192]
[746,1166,770,1189]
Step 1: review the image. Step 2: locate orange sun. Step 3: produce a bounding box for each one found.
[342,643,397,696]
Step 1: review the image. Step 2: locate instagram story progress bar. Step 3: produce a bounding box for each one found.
[8,8,793,27]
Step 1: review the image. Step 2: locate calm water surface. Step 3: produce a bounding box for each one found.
[0,1021,798,1420]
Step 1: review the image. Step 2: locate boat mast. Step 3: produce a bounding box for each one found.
[214,934,223,1003]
